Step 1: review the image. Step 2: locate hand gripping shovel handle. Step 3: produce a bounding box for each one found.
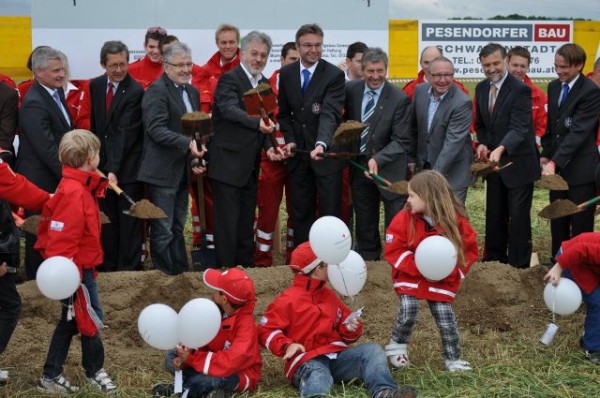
[347,159,391,188]
[96,170,136,207]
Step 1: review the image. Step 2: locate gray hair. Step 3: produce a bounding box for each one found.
[31,47,64,72]
[241,31,272,54]
[429,56,454,70]
[163,42,192,66]
[361,47,388,70]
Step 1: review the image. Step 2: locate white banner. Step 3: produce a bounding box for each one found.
[418,20,573,78]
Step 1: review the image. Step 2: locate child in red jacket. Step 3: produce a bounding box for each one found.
[34,130,116,394]
[384,170,479,372]
[152,268,261,398]
[545,232,600,364]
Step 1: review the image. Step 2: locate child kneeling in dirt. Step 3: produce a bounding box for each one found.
[545,232,600,364]
[257,241,417,398]
[35,130,117,394]
[153,268,261,398]
[384,171,478,372]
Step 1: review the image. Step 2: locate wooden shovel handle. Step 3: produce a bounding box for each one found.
[578,195,600,210]
[95,170,135,206]
[259,108,280,149]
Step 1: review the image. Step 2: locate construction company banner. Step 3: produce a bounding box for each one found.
[419,20,573,78]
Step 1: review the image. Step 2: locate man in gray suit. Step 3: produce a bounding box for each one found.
[345,48,411,260]
[410,56,473,203]
[138,42,204,275]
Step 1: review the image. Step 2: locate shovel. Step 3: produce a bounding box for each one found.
[332,120,367,146]
[348,159,408,195]
[538,195,600,220]
[242,83,280,149]
[291,148,365,159]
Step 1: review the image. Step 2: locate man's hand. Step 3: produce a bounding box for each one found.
[189,139,205,158]
[191,158,206,175]
[0,262,7,277]
[476,144,489,161]
[542,161,556,176]
[544,263,563,286]
[259,118,276,134]
[283,143,297,158]
[310,145,325,161]
[345,317,361,332]
[107,172,118,186]
[407,163,416,181]
[365,158,379,179]
[283,343,306,361]
[488,145,505,163]
[266,147,285,161]
[540,157,549,168]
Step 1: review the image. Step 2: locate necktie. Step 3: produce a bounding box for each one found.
[488,84,497,114]
[559,83,569,107]
[105,82,114,114]
[301,69,311,94]
[52,90,70,125]
[359,90,376,153]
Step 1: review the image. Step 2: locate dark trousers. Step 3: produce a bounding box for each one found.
[0,273,21,355]
[289,158,342,247]
[147,177,189,275]
[483,173,533,268]
[351,171,405,261]
[549,182,596,258]
[24,210,44,280]
[100,182,143,271]
[210,175,257,268]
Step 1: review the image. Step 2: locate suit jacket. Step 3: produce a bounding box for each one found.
[208,65,268,187]
[0,81,18,161]
[16,80,73,192]
[412,83,473,192]
[138,73,200,188]
[541,74,600,186]
[475,73,539,188]
[89,73,144,184]
[345,80,411,200]
[278,59,345,176]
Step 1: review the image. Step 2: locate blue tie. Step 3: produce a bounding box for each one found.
[359,90,376,153]
[301,69,311,94]
[559,83,569,107]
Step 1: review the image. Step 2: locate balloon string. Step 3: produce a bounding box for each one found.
[552,286,556,324]
[339,264,351,297]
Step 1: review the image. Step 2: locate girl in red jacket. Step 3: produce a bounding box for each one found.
[384,170,479,372]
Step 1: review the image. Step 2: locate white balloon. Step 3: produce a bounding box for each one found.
[543,278,582,316]
[414,236,457,281]
[309,216,352,264]
[177,298,221,349]
[36,256,80,300]
[138,304,179,350]
[328,250,367,297]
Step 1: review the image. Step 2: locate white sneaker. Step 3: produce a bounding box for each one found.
[445,359,472,372]
[37,374,79,394]
[87,368,117,394]
[0,369,8,385]
[385,340,410,368]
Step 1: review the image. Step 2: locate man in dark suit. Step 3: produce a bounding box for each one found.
[411,56,473,203]
[474,43,539,269]
[16,47,73,280]
[89,41,145,271]
[209,31,282,268]
[0,81,18,165]
[345,48,411,261]
[138,42,204,275]
[278,23,346,247]
[541,43,600,259]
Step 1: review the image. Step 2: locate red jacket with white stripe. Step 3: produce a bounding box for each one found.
[257,274,363,383]
[203,49,240,80]
[556,232,600,294]
[0,160,49,210]
[384,210,479,302]
[184,301,262,393]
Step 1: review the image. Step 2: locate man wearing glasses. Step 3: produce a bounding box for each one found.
[410,57,473,203]
[278,23,346,249]
[129,26,168,89]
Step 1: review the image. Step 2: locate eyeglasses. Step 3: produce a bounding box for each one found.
[106,63,127,71]
[147,26,167,35]
[299,43,322,50]
[430,73,454,81]
[166,62,193,69]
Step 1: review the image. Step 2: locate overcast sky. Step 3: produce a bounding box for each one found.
[2,0,599,20]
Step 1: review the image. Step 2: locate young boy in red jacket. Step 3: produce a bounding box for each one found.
[257,242,416,398]
[34,130,117,394]
[153,267,261,398]
[545,232,600,364]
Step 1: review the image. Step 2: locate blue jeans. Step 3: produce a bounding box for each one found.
[82,269,103,322]
[291,343,397,398]
[164,349,239,397]
[564,270,600,352]
[148,180,189,275]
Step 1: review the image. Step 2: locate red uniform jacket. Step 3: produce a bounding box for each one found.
[202,49,240,80]
[384,210,479,302]
[402,69,469,100]
[35,166,108,274]
[523,75,548,146]
[184,301,262,393]
[128,55,163,89]
[257,274,363,382]
[18,79,34,107]
[66,80,91,129]
[0,73,16,89]
[191,63,218,113]
[0,160,49,210]
[557,232,600,294]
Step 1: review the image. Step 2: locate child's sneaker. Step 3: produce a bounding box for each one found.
[585,350,600,364]
[385,340,410,368]
[87,368,117,393]
[37,374,79,394]
[445,359,472,372]
[0,369,8,386]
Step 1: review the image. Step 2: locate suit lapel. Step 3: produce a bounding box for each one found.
[428,85,454,132]
[303,60,325,101]
[558,73,584,113]
[163,75,187,114]
[366,82,389,131]
[106,75,129,122]
[36,82,71,129]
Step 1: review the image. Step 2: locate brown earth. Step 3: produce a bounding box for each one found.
[2,261,571,394]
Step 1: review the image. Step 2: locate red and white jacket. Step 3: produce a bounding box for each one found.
[183,301,262,393]
[202,49,240,80]
[556,232,600,294]
[257,274,363,382]
[384,210,479,302]
[128,55,163,89]
[0,159,49,210]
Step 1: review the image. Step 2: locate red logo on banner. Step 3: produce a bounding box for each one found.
[535,24,570,41]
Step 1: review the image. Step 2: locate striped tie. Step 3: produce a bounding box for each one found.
[360,90,376,153]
